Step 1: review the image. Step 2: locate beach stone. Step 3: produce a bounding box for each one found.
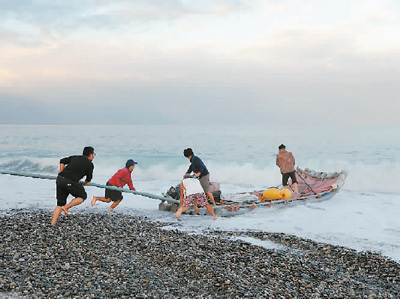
[0,210,399,298]
[158,202,171,211]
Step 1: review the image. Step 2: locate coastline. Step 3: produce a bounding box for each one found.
[0,210,399,298]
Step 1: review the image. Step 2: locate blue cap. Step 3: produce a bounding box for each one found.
[126,159,138,167]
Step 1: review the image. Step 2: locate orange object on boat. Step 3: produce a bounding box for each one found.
[262,188,281,200]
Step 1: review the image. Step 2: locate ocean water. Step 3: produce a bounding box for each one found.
[0,124,399,262]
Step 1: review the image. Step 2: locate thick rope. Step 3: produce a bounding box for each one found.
[0,170,179,204]
[295,170,316,194]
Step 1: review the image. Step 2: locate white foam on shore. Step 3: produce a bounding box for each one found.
[232,236,288,251]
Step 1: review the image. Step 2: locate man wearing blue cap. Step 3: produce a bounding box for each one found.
[91,159,138,211]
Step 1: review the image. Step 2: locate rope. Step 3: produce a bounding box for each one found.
[0,170,179,204]
[295,170,316,194]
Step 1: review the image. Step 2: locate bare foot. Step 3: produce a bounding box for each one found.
[213,215,217,220]
[108,207,114,212]
[91,196,97,206]
[61,206,71,217]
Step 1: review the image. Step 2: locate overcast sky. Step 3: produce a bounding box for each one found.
[0,0,399,125]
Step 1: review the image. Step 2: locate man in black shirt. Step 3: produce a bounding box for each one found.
[51,146,96,225]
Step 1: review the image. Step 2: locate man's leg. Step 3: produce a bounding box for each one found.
[206,191,216,206]
[51,206,63,226]
[53,181,67,225]
[293,182,299,194]
[282,173,290,190]
[175,206,189,218]
[109,200,121,211]
[91,196,111,206]
[290,172,299,194]
[200,175,216,206]
[205,204,217,220]
[62,197,84,217]
[194,198,200,213]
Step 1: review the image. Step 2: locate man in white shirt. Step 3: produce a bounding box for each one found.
[175,177,217,220]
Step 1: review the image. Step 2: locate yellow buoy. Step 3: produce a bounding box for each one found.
[280,188,292,199]
[262,188,282,200]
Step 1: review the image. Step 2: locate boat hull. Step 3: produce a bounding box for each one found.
[161,167,347,217]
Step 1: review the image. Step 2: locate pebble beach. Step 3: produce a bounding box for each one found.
[0,210,399,298]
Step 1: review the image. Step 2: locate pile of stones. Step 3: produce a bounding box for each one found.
[0,210,398,298]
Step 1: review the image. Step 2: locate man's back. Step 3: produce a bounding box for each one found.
[108,167,134,190]
[276,150,295,174]
[60,155,94,182]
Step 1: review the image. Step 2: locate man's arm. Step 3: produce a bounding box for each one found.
[123,169,136,190]
[59,156,71,173]
[186,164,193,175]
[291,153,295,166]
[127,174,136,191]
[84,164,94,186]
[179,183,184,207]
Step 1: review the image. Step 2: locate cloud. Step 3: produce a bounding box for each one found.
[0,1,399,125]
[0,68,20,86]
[0,0,250,37]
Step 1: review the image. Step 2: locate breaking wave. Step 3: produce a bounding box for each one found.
[1,157,398,195]
[0,158,58,174]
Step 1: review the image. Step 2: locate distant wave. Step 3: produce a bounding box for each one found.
[97,159,400,195]
[0,158,58,174]
[0,158,398,195]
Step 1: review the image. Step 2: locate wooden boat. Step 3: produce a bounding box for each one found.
[160,167,347,217]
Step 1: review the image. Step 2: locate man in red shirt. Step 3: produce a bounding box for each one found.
[91,159,137,211]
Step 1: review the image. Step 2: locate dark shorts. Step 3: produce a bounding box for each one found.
[56,176,87,206]
[199,174,210,192]
[282,171,298,186]
[105,182,123,202]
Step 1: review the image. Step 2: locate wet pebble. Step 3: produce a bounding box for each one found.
[0,210,399,298]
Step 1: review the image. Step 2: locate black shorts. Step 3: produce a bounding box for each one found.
[282,171,298,186]
[105,182,123,202]
[56,176,87,206]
